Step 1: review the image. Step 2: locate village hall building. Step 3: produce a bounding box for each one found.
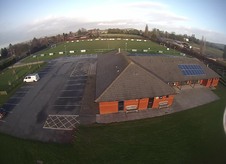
[95,51,220,115]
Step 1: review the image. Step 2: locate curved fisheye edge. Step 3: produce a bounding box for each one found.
[224,107,226,135]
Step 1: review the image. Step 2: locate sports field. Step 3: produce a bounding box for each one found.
[22,39,181,63]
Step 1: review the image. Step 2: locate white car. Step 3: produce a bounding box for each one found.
[23,73,40,82]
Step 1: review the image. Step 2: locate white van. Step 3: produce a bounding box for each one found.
[23,73,40,82]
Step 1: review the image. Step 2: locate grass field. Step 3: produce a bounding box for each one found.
[22,39,181,63]
[190,42,223,58]
[0,63,45,106]
[0,84,226,164]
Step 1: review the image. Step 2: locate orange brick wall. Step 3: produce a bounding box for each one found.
[124,99,139,111]
[99,101,118,114]
[152,95,174,109]
[99,95,175,114]
[211,78,219,87]
[201,78,219,87]
[138,98,149,110]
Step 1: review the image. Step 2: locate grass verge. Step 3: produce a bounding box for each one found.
[0,63,46,106]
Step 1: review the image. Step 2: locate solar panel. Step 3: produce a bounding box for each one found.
[178,64,205,76]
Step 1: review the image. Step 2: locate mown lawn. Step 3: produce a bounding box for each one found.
[0,84,226,164]
[190,42,223,58]
[22,39,181,63]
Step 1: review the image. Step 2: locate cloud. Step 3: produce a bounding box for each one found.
[0,1,225,48]
[125,1,168,9]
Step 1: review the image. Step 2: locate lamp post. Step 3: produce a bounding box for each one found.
[125,42,127,51]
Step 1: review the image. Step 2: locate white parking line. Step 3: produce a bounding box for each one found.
[11,97,23,99]
[21,86,33,88]
[54,105,80,107]
[67,79,86,82]
[9,97,21,99]
[5,103,18,106]
[58,96,82,99]
[70,63,78,77]
[39,71,49,74]
[0,120,6,123]
[61,90,83,92]
[65,84,84,87]
[15,92,28,94]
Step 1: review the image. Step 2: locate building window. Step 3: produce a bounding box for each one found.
[166,95,169,98]
[118,101,124,111]
[159,96,163,99]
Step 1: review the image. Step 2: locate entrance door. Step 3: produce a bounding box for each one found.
[148,98,154,108]
[118,101,124,111]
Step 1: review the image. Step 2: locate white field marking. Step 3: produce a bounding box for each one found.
[223,107,226,134]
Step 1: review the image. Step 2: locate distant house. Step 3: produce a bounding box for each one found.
[95,52,220,115]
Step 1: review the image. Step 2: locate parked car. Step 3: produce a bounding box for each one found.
[23,73,40,82]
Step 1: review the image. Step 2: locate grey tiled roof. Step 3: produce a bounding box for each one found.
[95,52,175,102]
[96,52,220,102]
[130,56,220,83]
[96,51,129,100]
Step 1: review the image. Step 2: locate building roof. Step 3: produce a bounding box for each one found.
[130,56,220,83]
[96,51,129,101]
[95,52,175,102]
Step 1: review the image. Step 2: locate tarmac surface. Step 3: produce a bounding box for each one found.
[0,55,97,143]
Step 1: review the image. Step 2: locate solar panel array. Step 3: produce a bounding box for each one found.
[178,64,205,76]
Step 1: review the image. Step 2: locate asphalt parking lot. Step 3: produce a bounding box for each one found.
[0,55,97,142]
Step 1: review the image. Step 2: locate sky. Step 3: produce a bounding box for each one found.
[0,0,226,48]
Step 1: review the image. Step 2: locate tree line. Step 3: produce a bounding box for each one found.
[1,26,225,62]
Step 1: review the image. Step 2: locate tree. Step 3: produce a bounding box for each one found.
[223,45,226,60]
[8,43,14,56]
[1,48,8,58]
[144,24,149,37]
